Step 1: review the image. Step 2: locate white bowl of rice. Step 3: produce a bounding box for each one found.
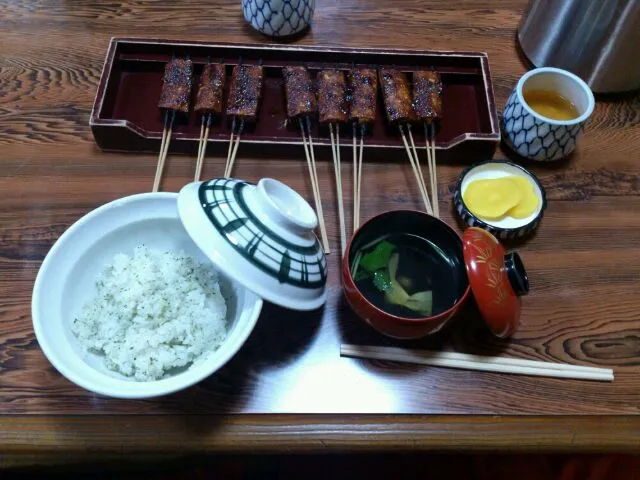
[32,192,263,399]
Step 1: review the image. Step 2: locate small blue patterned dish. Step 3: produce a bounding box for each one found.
[242,0,315,38]
[501,67,595,162]
[453,160,547,240]
[178,177,327,311]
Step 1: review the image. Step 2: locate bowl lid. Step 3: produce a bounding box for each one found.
[177,177,328,311]
[462,227,529,337]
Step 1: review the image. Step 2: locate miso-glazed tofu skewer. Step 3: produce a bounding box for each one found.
[283,66,330,254]
[224,63,264,178]
[348,67,378,230]
[317,69,349,256]
[378,68,432,215]
[193,61,226,181]
[413,70,443,217]
[153,57,193,192]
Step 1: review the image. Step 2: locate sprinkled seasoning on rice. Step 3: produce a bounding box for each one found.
[72,245,228,381]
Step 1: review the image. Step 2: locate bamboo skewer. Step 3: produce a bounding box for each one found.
[224,117,236,178]
[340,345,615,382]
[197,115,205,161]
[300,118,330,254]
[152,110,175,192]
[352,124,358,231]
[352,124,365,230]
[407,125,431,214]
[330,123,347,256]
[426,122,439,217]
[399,125,433,215]
[224,118,243,178]
[357,126,364,229]
[194,113,212,181]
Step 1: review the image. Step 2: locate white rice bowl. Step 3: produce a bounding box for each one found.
[32,193,263,399]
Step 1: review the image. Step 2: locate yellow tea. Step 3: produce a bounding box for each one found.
[523,89,579,121]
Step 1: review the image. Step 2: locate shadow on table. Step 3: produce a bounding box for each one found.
[154,301,323,419]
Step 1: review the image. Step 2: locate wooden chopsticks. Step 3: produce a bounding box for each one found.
[340,344,614,382]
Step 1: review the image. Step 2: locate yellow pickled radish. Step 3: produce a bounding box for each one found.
[507,176,539,218]
[463,178,523,220]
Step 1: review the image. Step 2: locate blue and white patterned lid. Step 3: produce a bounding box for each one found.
[178,177,328,311]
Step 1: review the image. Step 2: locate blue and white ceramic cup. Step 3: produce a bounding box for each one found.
[501,67,595,162]
[242,0,315,37]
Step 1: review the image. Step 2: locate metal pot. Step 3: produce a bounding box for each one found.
[517,0,640,93]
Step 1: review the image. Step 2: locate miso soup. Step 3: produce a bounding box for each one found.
[350,233,465,318]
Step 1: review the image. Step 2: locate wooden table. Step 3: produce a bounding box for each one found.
[2,0,640,462]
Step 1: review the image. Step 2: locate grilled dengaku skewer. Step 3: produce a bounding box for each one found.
[283,66,317,119]
[194,62,226,181]
[348,67,378,229]
[224,63,264,178]
[378,67,432,214]
[413,70,443,217]
[282,66,330,254]
[317,69,348,255]
[153,57,193,192]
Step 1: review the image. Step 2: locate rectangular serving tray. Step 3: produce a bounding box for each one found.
[90,38,500,160]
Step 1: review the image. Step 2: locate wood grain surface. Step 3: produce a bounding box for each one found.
[1,0,640,454]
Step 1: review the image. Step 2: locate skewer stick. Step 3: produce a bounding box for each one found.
[300,119,330,254]
[194,115,206,181]
[224,117,236,178]
[356,124,364,229]
[225,118,243,178]
[330,123,347,256]
[423,122,435,213]
[352,123,358,232]
[336,125,346,255]
[428,122,439,217]
[195,113,212,181]
[152,110,174,192]
[197,115,205,162]
[340,344,614,382]
[399,125,432,215]
[407,125,430,211]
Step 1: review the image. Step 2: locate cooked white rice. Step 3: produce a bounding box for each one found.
[71,245,228,381]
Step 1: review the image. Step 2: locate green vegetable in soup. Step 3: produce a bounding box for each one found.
[352,240,433,316]
[359,240,395,273]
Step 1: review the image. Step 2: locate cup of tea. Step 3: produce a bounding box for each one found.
[242,0,315,38]
[501,67,595,162]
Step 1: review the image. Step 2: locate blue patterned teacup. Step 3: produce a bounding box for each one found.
[242,0,315,37]
[502,67,595,162]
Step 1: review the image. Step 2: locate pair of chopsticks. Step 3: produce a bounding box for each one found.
[341,344,614,382]
[399,124,438,216]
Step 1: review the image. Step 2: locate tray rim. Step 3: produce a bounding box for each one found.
[90,37,501,151]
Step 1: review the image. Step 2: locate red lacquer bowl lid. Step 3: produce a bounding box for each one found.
[462,227,529,338]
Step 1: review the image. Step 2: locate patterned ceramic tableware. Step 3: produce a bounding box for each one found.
[242,0,315,37]
[342,211,528,340]
[178,177,328,311]
[454,160,547,240]
[501,67,595,162]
